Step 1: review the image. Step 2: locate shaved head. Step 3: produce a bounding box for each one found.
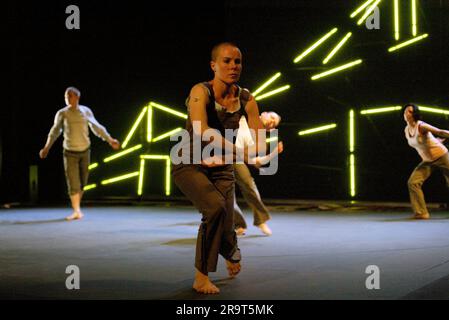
[211,42,240,61]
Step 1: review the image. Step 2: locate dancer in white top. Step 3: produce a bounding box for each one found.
[403,103,449,219]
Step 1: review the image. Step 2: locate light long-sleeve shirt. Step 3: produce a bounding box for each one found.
[47,105,112,152]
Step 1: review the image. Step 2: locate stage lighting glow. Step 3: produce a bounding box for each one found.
[140,155,171,196]
[357,0,382,25]
[266,136,278,143]
[147,106,153,142]
[88,162,98,170]
[293,28,338,63]
[101,172,140,185]
[252,72,281,97]
[152,127,183,143]
[412,0,417,36]
[122,106,148,148]
[138,159,145,196]
[254,85,290,101]
[103,144,142,163]
[350,154,356,197]
[149,102,188,119]
[83,183,97,191]
[311,59,362,80]
[360,106,402,114]
[322,32,352,65]
[388,33,428,52]
[350,0,375,18]
[298,124,337,136]
[394,0,400,40]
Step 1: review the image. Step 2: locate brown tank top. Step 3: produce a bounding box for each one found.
[179,82,250,163]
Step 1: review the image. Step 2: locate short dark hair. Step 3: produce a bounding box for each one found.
[401,103,421,121]
[211,42,239,61]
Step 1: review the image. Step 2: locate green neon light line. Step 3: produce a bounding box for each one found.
[252,72,281,97]
[322,32,352,65]
[165,159,171,196]
[388,33,429,52]
[254,85,291,101]
[394,0,400,40]
[349,110,355,153]
[101,172,140,185]
[293,28,338,63]
[138,155,171,196]
[360,106,402,114]
[298,124,337,136]
[350,154,356,197]
[140,155,170,160]
[311,59,362,80]
[83,183,97,191]
[150,102,188,119]
[138,159,145,196]
[419,106,449,115]
[412,0,417,36]
[122,106,148,149]
[88,162,99,170]
[152,127,183,143]
[147,106,153,143]
[266,136,278,143]
[103,144,142,163]
[357,0,382,25]
[350,0,375,18]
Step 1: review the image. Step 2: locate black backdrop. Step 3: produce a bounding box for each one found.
[3,0,449,203]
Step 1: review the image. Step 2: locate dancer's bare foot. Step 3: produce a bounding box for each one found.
[66,211,84,221]
[193,270,220,294]
[235,227,246,236]
[256,223,272,236]
[226,260,241,277]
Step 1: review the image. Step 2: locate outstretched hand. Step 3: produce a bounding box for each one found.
[109,138,120,150]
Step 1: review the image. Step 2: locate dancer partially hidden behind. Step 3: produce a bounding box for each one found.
[39,87,120,220]
[403,103,449,219]
[234,111,283,236]
[171,42,267,294]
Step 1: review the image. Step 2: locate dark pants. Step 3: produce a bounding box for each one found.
[63,149,90,195]
[233,163,271,229]
[172,164,241,274]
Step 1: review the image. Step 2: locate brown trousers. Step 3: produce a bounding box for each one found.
[172,163,241,274]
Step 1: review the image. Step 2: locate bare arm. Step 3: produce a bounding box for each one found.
[419,122,449,139]
[189,84,237,155]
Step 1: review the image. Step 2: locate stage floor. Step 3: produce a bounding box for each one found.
[1,204,449,300]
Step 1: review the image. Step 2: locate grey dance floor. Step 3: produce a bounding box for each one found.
[1,203,449,300]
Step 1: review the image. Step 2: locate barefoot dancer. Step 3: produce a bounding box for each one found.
[403,103,449,219]
[172,42,266,294]
[39,87,120,220]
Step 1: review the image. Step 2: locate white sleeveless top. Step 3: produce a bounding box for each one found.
[405,120,447,162]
